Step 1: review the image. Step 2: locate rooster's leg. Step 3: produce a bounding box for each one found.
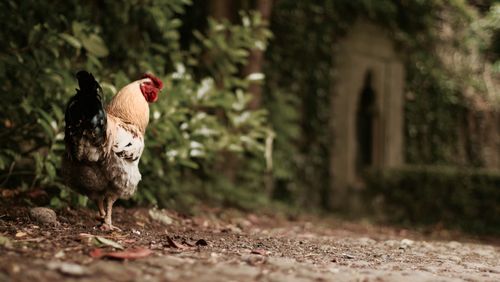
[97,197,105,220]
[100,195,120,231]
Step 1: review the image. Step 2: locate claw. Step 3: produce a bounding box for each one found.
[99,223,121,232]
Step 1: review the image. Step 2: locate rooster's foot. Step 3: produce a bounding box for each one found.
[98,223,121,232]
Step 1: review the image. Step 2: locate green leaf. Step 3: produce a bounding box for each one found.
[59,33,81,49]
[37,118,54,139]
[45,162,56,178]
[77,195,88,207]
[52,105,64,121]
[82,34,109,58]
[178,159,199,169]
[95,236,124,250]
[71,21,86,39]
[50,197,62,209]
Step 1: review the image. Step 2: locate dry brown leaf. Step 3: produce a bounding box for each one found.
[165,236,187,249]
[251,248,267,255]
[89,248,104,258]
[89,248,152,260]
[196,239,208,246]
[15,232,27,238]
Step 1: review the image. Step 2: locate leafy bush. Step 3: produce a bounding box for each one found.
[476,3,500,72]
[0,0,272,210]
[365,166,500,234]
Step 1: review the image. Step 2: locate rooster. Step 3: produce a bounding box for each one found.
[63,71,163,230]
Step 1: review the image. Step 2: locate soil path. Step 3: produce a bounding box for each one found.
[0,206,499,282]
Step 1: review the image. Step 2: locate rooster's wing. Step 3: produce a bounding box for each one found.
[111,123,144,163]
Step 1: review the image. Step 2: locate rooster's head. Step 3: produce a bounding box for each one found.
[140,73,163,103]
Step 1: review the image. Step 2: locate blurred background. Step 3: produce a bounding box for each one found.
[0,0,499,233]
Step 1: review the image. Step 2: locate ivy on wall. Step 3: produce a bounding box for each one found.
[264,0,495,209]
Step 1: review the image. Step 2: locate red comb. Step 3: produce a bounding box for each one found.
[141,73,163,90]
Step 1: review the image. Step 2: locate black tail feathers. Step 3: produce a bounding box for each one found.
[65,71,108,160]
[76,71,102,96]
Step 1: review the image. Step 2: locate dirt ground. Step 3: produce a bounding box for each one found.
[0,205,499,282]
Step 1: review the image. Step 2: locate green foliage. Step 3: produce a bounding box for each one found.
[264,1,478,209]
[476,3,500,71]
[265,2,338,208]
[365,166,500,234]
[1,0,497,217]
[264,1,499,211]
[137,10,273,209]
[0,0,272,210]
[403,2,497,166]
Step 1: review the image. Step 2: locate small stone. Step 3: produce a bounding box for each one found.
[446,241,462,249]
[47,261,89,276]
[328,267,340,273]
[29,207,58,225]
[148,208,174,225]
[399,239,414,249]
[358,237,376,246]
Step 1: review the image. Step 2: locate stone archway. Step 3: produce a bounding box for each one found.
[330,20,405,209]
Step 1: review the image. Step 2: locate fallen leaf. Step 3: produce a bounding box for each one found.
[27,189,48,199]
[195,239,208,246]
[54,250,65,259]
[165,236,186,249]
[15,232,27,238]
[89,248,104,258]
[182,239,196,247]
[342,253,355,259]
[251,248,267,255]
[0,189,20,198]
[95,236,124,250]
[0,235,12,248]
[103,248,153,260]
